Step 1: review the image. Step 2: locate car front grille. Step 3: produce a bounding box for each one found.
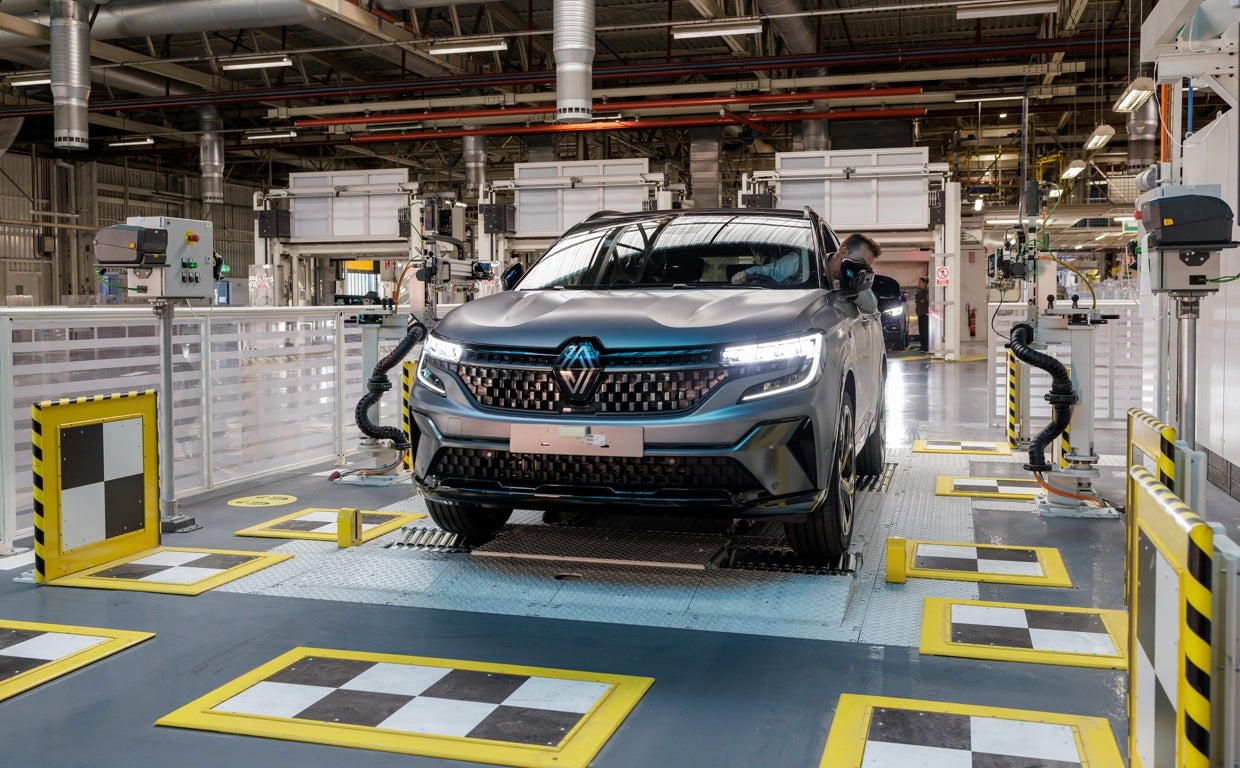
[428,447,762,494]
[451,347,729,414]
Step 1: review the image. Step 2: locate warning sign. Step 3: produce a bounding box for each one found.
[935,265,951,286]
[228,494,297,508]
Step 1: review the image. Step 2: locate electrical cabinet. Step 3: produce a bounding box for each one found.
[125,217,215,300]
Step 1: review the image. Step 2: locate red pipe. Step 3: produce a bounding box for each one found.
[349,107,928,143]
[296,86,924,128]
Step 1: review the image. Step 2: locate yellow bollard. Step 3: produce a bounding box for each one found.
[337,507,362,548]
[885,537,907,583]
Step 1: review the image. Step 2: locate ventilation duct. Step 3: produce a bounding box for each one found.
[198,106,224,205]
[553,0,594,123]
[51,0,90,150]
[689,128,722,208]
[1126,95,1159,170]
[462,133,486,198]
[759,0,829,150]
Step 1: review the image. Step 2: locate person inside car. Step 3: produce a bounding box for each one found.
[730,232,881,285]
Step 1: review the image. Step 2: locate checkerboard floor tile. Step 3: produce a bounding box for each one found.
[234,508,425,542]
[914,440,1011,455]
[937,476,1040,499]
[158,648,654,768]
[93,551,260,583]
[915,544,1043,577]
[0,620,153,702]
[822,695,1124,768]
[49,547,292,595]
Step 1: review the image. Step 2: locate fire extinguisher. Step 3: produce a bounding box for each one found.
[967,304,977,337]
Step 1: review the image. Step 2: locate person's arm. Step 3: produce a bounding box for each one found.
[732,252,798,284]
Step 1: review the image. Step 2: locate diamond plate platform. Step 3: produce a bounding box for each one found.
[471,525,728,570]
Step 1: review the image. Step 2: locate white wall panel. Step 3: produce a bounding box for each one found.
[776,148,931,229]
[514,159,650,236]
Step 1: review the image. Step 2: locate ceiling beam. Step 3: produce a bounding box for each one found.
[295,0,459,75]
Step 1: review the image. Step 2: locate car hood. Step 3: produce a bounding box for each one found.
[434,289,831,350]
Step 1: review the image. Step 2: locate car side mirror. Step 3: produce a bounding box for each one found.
[500,262,525,291]
[838,258,874,294]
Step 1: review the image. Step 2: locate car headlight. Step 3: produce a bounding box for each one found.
[883,306,904,317]
[416,333,461,395]
[722,332,822,401]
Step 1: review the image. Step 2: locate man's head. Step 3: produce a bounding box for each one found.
[829,233,882,280]
[918,276,928,288]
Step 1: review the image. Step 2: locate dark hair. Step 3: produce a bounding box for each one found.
[840,233,882,260]
[918,276,928,284]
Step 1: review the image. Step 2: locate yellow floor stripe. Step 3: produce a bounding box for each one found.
[233,508,425,542]
[913,440,1012,456]
[49,546,292,596]
[897,539,1073,588]
[919,597,1127,669]
[821,694,1124,768]
[158,647,653,768]
[935,475,1039,500]
[0,619,153,702]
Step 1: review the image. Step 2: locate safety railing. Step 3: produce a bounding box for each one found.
[987,300,1147,429]
[1125,408,1239,768]
[0,306,380,554]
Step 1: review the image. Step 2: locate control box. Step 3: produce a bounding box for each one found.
[121,217,215,300]
[1136,186,1234,294]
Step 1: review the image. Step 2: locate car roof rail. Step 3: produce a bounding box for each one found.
[585,210,628,221]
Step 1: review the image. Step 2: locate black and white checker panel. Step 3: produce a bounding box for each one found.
[265,510,401,535]
[948,477,1039,497]
[58,417,146,550]
[915,544,1045,578]
[0,627,110,684]
[1133,528,1181,768]
[948,603,1118,656]
[213,654,613,746]
[917,440,1007,453]
[90,550,263,585]
[861,706,1089,767]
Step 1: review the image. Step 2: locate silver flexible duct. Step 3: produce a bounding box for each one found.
[198,106,224,204]
[51,0,91,150]
[759,0,829,150]
[462,133,486,198]
[1127,96,1159,170]
[553,0,594,123]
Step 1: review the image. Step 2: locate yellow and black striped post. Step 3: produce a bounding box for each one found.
[1059,423,1071,469]
[1125,409,1178,613]
[401,361,414,471]
[30,403,45,582]
[1128,467,1213,768]
[1006,349,1019,449]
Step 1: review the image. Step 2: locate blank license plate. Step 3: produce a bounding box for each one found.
[510,424,643,457]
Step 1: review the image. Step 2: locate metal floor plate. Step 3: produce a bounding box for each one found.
[472,525,727,570]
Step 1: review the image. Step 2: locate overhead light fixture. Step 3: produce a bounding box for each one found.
[957,1,1059,20]
[1060,159,1087,180]
[1094,233,1109,241]
[107,137,154,148]
[220,54,293,71]
[973,198,984,212]
[245,129,297,141]
[671,17,763,39]
[954,93,1023,103]
[366,122,424,133]
[427,38,507,55]
[1113,76,1156,113]
[1084,124,1115,150]
[998,112,1008,118]
[7,70,51,87]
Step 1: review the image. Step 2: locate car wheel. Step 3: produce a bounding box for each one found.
[893,334,907,352]
[857,388,885,476]
[426,499,512,543]
[785,397,856,564]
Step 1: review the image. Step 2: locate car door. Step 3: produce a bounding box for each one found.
[821,222,881,436]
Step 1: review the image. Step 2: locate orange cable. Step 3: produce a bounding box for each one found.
[1033,472,1103,506]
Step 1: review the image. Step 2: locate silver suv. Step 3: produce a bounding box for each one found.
[410,208,886,563]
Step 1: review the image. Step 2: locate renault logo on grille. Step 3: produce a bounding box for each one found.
[554,340,603,404]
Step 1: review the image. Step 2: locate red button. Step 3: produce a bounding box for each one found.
[1133,210,1142,220]
[186,232,200,243]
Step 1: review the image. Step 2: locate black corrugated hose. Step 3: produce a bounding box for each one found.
[1008,323,1076,472]
[354,316,427,450]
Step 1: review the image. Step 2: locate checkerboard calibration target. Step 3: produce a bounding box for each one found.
[0,619,154,703]
[915,544,1044,577]
[59,417,146,551]
[1133,529,1179,768]
[864,707,1086,767]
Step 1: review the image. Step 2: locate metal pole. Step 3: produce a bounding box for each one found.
[0,313,18,555]
[1178,295,1199,449]
[155,301,196,532]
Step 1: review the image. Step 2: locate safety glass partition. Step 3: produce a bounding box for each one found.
[1,307,367,553]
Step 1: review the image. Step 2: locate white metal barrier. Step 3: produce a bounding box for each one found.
[0,306,376,554]
[987,299,1148,429]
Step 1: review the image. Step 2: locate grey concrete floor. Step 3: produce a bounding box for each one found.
[1,357,1234,767]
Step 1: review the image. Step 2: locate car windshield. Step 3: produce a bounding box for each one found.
[517,213,820,290]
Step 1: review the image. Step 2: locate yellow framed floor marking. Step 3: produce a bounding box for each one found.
[913,439,1012,456]
[158,646,653,768]
[233,508,425,542]
[935,475,1040,500]
[228,494,297,508]
[821,694,1123,768]
[900,539,1073,588]
[48,546,292,596]
[0,619,153,702]
[919,597,1127,669]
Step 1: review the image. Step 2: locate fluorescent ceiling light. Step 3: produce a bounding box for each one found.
[220,54,292,71]
[973,198,984,212]
[245,130,297,141]
[1112,76,1156,112]
[7,70,51,87]
[366,123,423,133]
[107,137,154,148]
[1094,233,1109,241]
[1059,159,1087,180]
[955,94,1023,103]
[428,38,507,55]
[957,1,1059,20]
[1084,124,1115,150]
[671,18,763,39]
[984,217,1025,225]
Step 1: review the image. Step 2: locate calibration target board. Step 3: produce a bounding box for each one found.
[49,546,292,596]
[0,619,153,703]
[936,475,1040,500]
[158,647,653,768]
[913,439,1012,456]
[897,540,1073,588]
[234,509,425,543]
